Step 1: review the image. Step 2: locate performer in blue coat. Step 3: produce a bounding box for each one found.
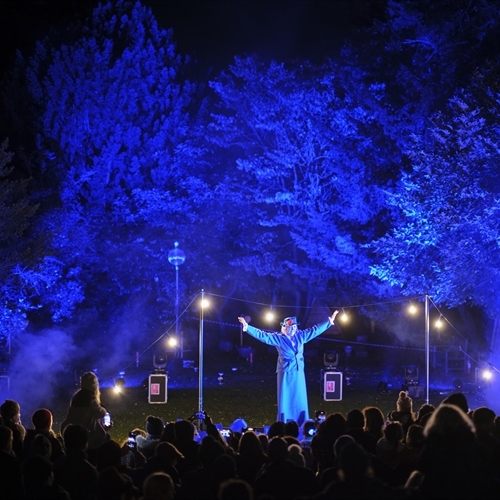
[238,311,338,426]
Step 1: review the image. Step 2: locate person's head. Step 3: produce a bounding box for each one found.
[319,412,347,439]
[302,420,317,440]
[97,439,122,471]
[406,424,425,449]
[396,391,413,413]
[213,453,238,482]
[346,409,365,430]
[0,399,20,422]
[0,426,13,453]
[218,478,254,500]
[198,435,226,468]
[280,317,299,336]
[154,441,184,465]
[146,416,165,438]
[238,429,265,458]
[267,421,285,439]
[31,408,53,431]
[382,421,404,443]
[441,392,469,415]
[424,403,475,443]
[63,423,88,451]
[416,403,435,424]
[142,472,175,500]
[337,441,373,481]
[362,406,385,435]
[284,420,299,438]
[80,372,100,399]
[160,422,176,443]
[472,406,496,433]
[267,436,289,462]
[28,434,52,459]
[333,434,355,459]
[174,420,196,442]
[258,433,269,452]
[287,443,305,467]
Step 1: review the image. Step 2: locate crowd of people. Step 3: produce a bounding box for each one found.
[1,371,500,499]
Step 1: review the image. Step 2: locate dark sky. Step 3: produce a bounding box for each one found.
[144,0,384,72]
[0,0,385,77]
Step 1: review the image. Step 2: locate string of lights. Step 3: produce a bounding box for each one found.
[108,289,494,396]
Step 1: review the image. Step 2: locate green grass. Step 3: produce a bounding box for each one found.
[47,349,451,444]
[87,385,446,444]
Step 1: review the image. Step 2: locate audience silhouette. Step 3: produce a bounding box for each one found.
[1,391,500,500]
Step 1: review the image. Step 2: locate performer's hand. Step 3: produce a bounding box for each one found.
[237,316,248,331]
[329,310,339,325]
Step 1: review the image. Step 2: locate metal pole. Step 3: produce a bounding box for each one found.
[425,293,430,404]
[175,264,181,358]
[168,241,186,358]
[199,289,204,414]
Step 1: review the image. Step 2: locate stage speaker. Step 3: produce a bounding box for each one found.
[148,374,167,404]
[407,385,424,398]
[323,371,343,401]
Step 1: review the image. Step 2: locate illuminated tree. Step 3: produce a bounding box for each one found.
[25,0,202,323]
[369,65,500,317]
[208,56,396,306]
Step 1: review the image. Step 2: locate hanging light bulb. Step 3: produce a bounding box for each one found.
[435,316,443,328]
[340,309,348,322]
[265,308,275,322]
[408,303,417,315]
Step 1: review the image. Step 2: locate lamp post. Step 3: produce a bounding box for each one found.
[198,289,207,415]
[425,293,430,404]
[168,242,186,357]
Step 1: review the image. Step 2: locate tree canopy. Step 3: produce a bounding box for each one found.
[1,0,500,355]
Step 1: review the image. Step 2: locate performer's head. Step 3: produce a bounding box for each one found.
[280,317,299,336]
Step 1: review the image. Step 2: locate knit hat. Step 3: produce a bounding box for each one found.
[146,415,164,437]
[32,408,53,430]
[287,443,306,467]
[80,372,99,393]
[397,391,413,412]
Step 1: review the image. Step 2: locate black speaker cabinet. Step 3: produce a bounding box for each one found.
[322,371,343,401]
[148,374,167,404]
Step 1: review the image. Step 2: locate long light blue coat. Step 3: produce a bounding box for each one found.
[246,320,331,426]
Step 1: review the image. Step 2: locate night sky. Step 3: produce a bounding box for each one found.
[0,0,384,77]
[144,0,384,72]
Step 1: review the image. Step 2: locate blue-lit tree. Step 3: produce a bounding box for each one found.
[0,140,38,339]
[25,0,204,331]
[369,65,500,319]
[208,56,397,310]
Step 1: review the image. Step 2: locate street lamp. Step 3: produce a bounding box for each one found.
[198,290,209,416]
[168,241,186,357]
[425,293,430,404]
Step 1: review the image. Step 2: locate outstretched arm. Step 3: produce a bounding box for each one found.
[238,316,248,332]
[237,316,281,346]
[329,310,339,325]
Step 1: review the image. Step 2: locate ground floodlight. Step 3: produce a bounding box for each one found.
[114,373,125,394]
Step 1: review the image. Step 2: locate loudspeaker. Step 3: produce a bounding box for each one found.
[407,385,424,398]
[322,371,343,401]
[148,374,167,404]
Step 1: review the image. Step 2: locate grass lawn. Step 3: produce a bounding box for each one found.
[43,343,467,444]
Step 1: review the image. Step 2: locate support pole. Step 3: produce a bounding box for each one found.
[198,289,205,414]
[425,292,430,404]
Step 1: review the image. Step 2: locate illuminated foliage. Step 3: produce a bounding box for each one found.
[208,56,396,304]
[25,0,202,320]
[369,66,500,315]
